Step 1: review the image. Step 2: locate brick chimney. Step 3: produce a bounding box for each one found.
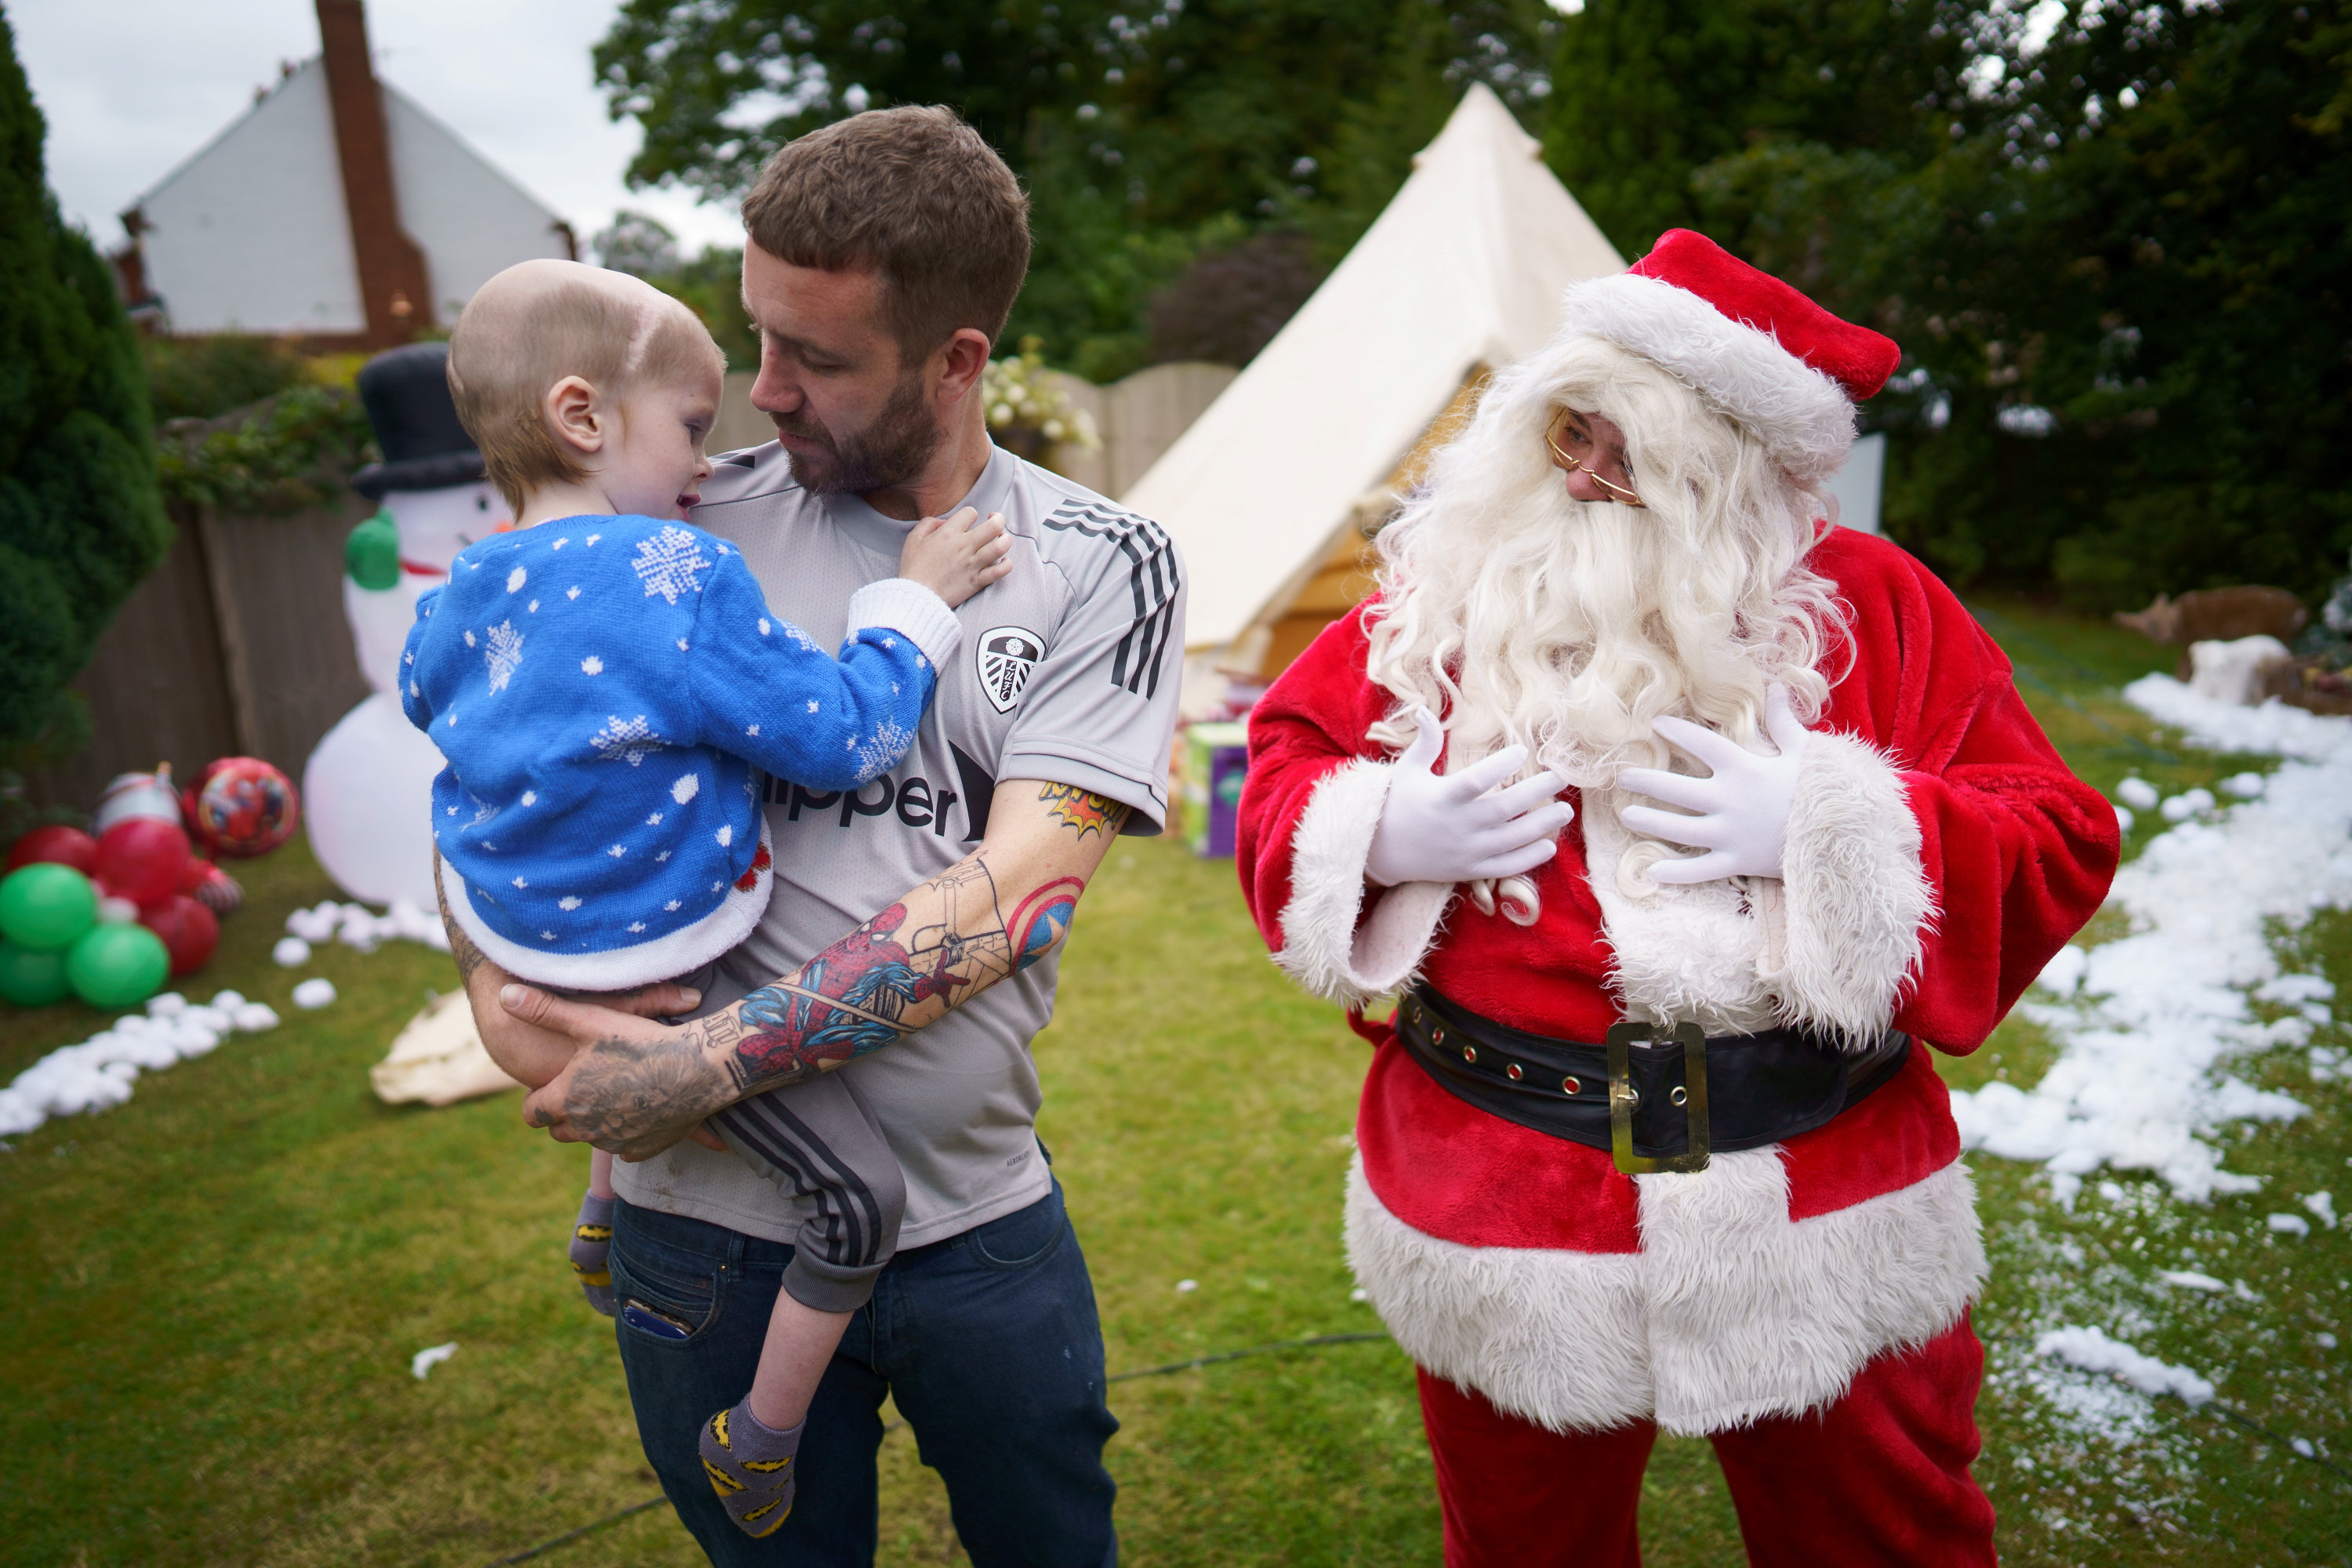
[315,0,433,347]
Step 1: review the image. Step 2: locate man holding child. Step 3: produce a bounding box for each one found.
[446,107,1183,1566]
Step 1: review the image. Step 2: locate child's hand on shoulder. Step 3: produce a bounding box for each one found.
[899,506,1012,608]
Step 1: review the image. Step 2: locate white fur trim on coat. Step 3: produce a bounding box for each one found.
[1272,759,1453,1010]
[445,818,773,992]
[1561,272,1857,485]
[1345,1150,1986,1436]
[1766,730,1936,1048]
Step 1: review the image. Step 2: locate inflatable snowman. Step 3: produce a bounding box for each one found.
[305,344,509,910]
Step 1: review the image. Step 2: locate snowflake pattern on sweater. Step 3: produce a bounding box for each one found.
[401,513,946,972]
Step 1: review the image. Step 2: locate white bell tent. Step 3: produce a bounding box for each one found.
[1123,84,1626,713]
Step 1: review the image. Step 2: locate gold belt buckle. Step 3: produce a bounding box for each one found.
[1606,1021,1710,1175]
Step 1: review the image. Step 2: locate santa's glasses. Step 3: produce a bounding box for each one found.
[1544,408,1643,507]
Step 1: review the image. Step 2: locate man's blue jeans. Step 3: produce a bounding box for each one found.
[610,1181,1119,1566]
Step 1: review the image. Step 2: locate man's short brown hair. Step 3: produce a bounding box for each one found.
[448,260,723,514]
[741,106,1031,363]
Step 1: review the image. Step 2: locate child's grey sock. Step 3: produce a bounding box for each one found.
[699,1399,801,1539]
[568,1192,615,1318]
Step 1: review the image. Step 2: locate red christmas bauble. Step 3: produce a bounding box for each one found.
[94,818,192,908]
[138,894,219,978]
[182,757,299,858]
[5,825,99,876]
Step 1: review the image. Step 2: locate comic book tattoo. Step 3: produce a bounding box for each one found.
[1038,783,1127,839]
[1008,878,1084,972]
[725,854,1029,1093]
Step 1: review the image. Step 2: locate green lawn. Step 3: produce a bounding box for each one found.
[2,593,2345,1564]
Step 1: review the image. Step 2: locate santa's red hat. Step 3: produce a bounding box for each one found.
[1559,230,1900,485]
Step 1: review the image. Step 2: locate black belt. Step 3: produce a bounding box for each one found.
[1394,986,1911,1174]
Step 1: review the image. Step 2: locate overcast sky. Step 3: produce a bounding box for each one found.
[13,0,746,258]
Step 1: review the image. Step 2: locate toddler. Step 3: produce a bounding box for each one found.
[404,258,1008,1537]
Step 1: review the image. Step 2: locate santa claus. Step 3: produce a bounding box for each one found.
[1237,230,2118,1566]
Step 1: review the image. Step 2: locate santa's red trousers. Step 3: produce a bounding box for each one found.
[1416,1313,1997,1567]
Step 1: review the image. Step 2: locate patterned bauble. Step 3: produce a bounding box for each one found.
[183,757,300,859]
[93,766,184,835]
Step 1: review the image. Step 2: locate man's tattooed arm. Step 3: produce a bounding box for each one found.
[715,779,1129,1096]
[434,853,488,984]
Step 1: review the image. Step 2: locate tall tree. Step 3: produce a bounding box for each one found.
[1542,0,1974,256]
[0,10,169,760]
[593,0,1557,376]
[1688,0,2352,603]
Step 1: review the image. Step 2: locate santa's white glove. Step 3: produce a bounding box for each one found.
[1365,708,1574,888]
[1617,684,1813,884]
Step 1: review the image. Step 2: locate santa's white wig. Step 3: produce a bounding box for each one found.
[1363,332,1848,786]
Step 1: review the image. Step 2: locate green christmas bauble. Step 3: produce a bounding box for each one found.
[0,862,98,953]
[64,922,169,1009]
[0,941,70,1007]
[346,509,401,591]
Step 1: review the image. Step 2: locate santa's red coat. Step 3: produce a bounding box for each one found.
[1236,527,2118,1435]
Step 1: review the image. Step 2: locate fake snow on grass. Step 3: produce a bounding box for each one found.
[0,989,281,1138]
[283,898,451,955]
[0,900,448,1142]
[1950,677,2352,1206]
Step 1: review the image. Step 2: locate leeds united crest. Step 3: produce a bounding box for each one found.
[977,626,1044,713]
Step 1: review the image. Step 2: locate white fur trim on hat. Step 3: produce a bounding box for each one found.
[1561,272,1859,485]
[443,816,774,992]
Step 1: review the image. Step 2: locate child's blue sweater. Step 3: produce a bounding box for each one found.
[401,514,958,988]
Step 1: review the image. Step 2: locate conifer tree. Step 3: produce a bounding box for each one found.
[0,9,169,757]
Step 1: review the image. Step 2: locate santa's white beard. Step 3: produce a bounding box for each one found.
[1366,487,1824,789]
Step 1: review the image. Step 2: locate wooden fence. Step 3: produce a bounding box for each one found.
[27,493,374,812]
[28,361,1236,817]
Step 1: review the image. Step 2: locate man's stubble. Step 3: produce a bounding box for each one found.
[775,370,941,496]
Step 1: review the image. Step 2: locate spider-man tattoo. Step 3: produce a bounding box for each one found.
[726,860,1019,1091]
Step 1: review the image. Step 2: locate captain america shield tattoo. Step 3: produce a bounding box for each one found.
[976,626,1044,713]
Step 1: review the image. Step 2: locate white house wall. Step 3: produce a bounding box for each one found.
[383,84,572,323]
[137,60,367,335]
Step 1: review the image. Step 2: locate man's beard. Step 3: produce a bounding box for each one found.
[775,372,939,495]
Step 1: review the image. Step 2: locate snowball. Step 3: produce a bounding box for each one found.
[209,989,246,1011]
[2035,946,2088,995]
[273,937,312,967]
[231,1003,280,1033]
[292,978,337,1010]
[95,895,140,924]
[2222,771,2267,797]
[1174,1279,1199,1294]
[2159,786,2216,822]
[2116,776,2160,811]
[2156,1269,2226,1292]
[2035,1326,2213,1406]
[146,992,187,1018]
[285,901,343,942]
[2301,1191,2336,1229]
[2267,1212,2311,1237]
[2114,803,2134,833]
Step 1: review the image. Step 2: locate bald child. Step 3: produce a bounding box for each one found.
[405,260,1010,1537]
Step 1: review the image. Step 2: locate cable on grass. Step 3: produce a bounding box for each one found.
[481,1330,1399,1563]
[483,1495,666,1565]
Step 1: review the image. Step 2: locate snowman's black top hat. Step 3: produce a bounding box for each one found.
[350,343,489,500]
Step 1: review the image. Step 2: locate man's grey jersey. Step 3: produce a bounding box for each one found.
[610,442,1185,1247]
